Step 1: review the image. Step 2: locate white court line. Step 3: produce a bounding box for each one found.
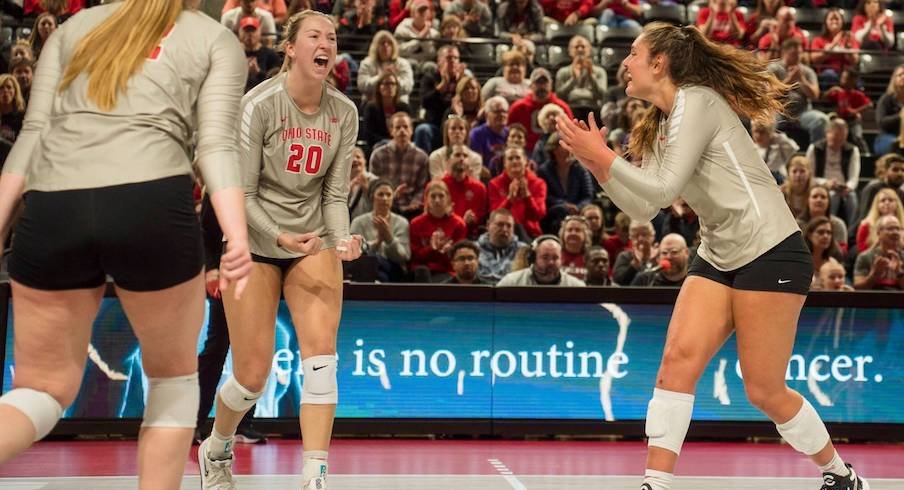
[487,459,527,490]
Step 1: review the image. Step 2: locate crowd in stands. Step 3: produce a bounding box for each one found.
[0,0,903,291]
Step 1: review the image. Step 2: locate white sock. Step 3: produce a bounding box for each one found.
[819,450,850,477]
[643,469,674,490]
[302,450,328,484]
[207,427,235,460]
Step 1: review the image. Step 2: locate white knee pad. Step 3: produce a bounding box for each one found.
[302,355,338,405]
[142,373,199,428]
[775,397,830,456]
[0,388,63,441]
[218,375,264,413]
[645,388,695,455]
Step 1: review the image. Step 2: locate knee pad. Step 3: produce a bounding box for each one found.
[645,388,695,455]
[0,388,63,441]
[142,373,199,429]
[218,375,264,413]
[302,355,338,405]
[775,397,830,456]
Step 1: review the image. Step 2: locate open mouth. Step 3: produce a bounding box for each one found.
[314,54,330,67]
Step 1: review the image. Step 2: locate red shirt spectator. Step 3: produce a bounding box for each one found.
[24,0,83,15]
[410,181,468,274]
[696,5,746,46]
[508,68,574,152]
[825,87,871,120]
[810,34,860,75]
[851,10,894,51]
[561,249,587,281]
[222,0,288,24]
[757,26,808,52]
[601,0,640,20]
[488,147,547,237]
[539,0,594,23]
[442,149,488,237]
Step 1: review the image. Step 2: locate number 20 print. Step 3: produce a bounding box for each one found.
[285,144,324,175]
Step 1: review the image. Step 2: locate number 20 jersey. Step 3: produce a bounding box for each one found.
[238,72,359,259]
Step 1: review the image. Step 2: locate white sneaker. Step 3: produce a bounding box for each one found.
[303,476,327,490]
[198,437,236,490]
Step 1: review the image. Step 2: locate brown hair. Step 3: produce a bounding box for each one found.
[280,10,336,72]
[628,23,792,159]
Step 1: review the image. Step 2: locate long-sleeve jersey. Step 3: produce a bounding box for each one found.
[602,85,799,271]
[4,4,246,195]
[239,72,359,259]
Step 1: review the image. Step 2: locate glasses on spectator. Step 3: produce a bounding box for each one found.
[453,255,478,262]
[489,108,507,114]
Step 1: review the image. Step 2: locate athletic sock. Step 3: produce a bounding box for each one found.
[207,427,235,461]
[643,469,674,490]
[302,450,329,484]
[819,450,851,477]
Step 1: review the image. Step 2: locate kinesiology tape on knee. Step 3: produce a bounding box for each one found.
[302,355,338,405]
[0,388,63,441]
[776,397,830,456]
[142,373,199,428]
[218,375,264,413]
[645,388,695,455]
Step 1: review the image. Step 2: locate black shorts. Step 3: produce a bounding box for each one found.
[687,231,813,296]
[251,253,300,275]
[9,175,203,292]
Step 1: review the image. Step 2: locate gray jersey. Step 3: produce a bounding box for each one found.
[240,72,359,259]
[4,4,246,195]
[602,85,799,271]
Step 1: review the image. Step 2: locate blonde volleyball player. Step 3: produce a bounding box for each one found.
[198,11,361,490]
[558,23,868,490]
[0,1,252,488]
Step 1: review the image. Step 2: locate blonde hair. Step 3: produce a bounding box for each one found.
[558,216,593,253]
[367,30,398,63]
[0,74,26,112]
[423,179,452,214]
[59,0,184,111]
[886,65,904,96]
[537,103,566,133]
[280,10,336,72]
[440,14,464,38]
[628,23,792,159]
[863,188,904,249]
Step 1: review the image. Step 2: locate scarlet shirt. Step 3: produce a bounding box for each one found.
[442,174,488,236]
[409,213,468,274]
[825,88,871,120]
[696,8,746,46]
[561,249,587,281]
[487,170,548,237]
[851,15,894,50]
[810,34,860,74]
[539,0,594,22]
[507,92,573,152]
[757,27,809,52]
[24,0,83,15]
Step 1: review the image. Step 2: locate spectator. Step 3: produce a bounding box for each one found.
[477,208,526,283]
[9,58,33,105]
[431,115,484,179]
[222,0,278,44]
[437,15,469,55]
[824,70,872,153]
[488,146,547,237]
[541,0,595,26]
[222,0,288,24]
[806,117,860,225]
[445,240,487,284]
[10,41,35,66]
[769,38,828,148]
[357,31,415,105]
[758,6,808,61]
[555,35,607,121]
[856,188,904,252]
[444,0,494,37]
[752,120,798,184]
[558,215,592,281]
[602,211,631,273]
[28,12,56,61]
[497,235,586,285]
[851,0,894,51]
[593,0,642,31]
[580,203,606,245]
[613,220,657,286]
[496,0,545,40]
[442,144,489,237]
[416,45,470,153]
[348,147,378,221]
[659,198,700,248]
[363,73,411,149]
[395,0,440,64]
[0,75,25,146]
[804,216,845,288]
[469,95,510,169]
[817,257,854,291]
[370,112,431,217]
[810,9,860,90]
[781,155,813,220]
[23,0,82,17]
[696,0,746,47]
[630,233,690,287]
[350,179,412,282]
[409,180,468,281]
[489,123,537,176]
[443,75,484,129]
[538,132,595,233]
[856,154,904,224]
[584,246,612,286]
[338,0,389,36]
[799,184,849,256]
[481,50,531,105]
[238,17,281,93]
[530,103,568,167]
[745,0,783,49]
[874,65,904,156]
[853,215,904,290]
[508,67,573,153]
